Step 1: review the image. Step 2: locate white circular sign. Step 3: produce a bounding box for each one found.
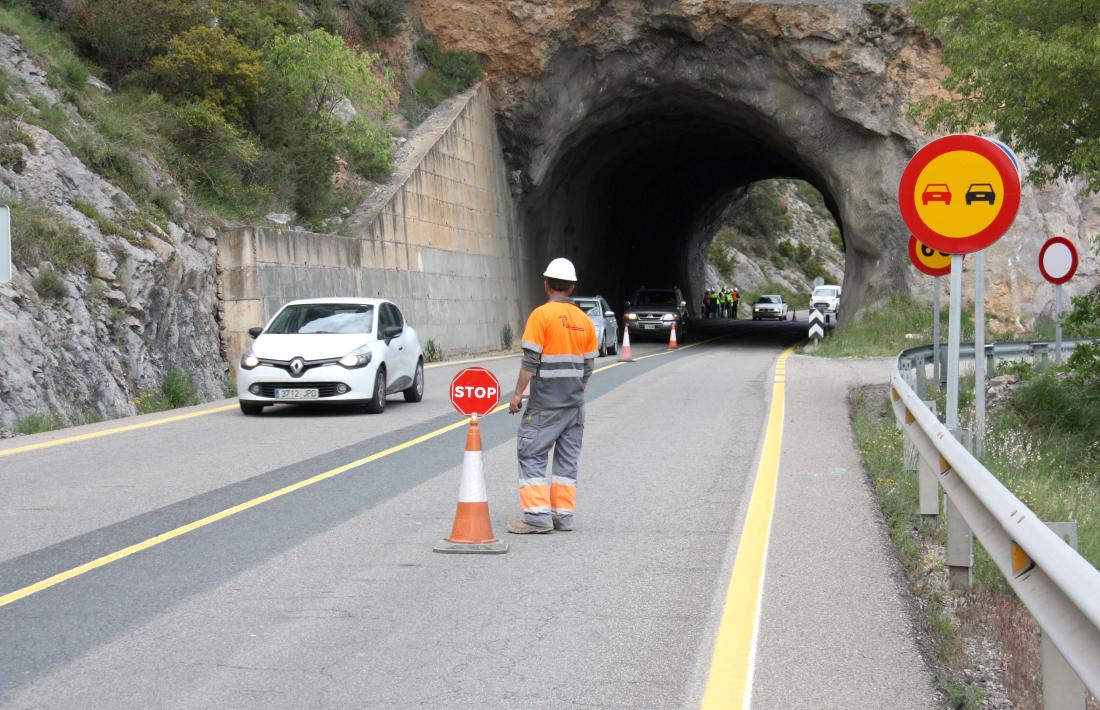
[1039,236,1079,285]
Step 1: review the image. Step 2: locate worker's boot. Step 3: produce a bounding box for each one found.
[506,520,552,534]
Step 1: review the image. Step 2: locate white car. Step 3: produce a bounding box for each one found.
[751,294,791,321]
[236,298,425,415]
[572,295,618,357]
[810,285,841,317]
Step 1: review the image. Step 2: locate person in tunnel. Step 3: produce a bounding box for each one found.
[506,257,597,534]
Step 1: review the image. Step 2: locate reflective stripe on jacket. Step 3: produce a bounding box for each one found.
[521,297,598,410]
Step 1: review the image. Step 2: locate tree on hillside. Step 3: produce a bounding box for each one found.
[255,29,393,215]
[70,0,210,79]
[913,0,1100,193]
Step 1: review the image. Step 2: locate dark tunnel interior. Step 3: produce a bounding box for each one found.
[518,87,844,314]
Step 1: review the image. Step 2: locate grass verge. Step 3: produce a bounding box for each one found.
[852,384,1100,709]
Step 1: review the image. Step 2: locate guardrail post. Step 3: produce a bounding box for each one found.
[946,427,974,590]
[1032,342,1050,368]
[985,343,996,377]
[914,356,928,399]
[917,401,940,516]
[1041,521,1085,709]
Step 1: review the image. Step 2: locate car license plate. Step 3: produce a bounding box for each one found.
[276,388,318,400]
[642,324,655,330]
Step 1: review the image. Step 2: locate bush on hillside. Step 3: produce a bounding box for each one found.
[214,0,301,50]
[340,115,392,181]
[69,0,210,79]
[32,267,67,298]
[357,0,404,42]
[11,203,94,273]
[414,35,483,107]
[727,181,792,238]
[142,26,264,124]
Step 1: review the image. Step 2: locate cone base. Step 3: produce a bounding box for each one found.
[433,539,509,554]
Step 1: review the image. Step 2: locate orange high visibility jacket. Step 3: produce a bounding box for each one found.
[520,297,598,410]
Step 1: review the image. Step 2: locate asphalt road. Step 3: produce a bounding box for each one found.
[0,317,933,708]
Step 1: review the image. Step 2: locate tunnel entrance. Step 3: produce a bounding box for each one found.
[516,87,844,315]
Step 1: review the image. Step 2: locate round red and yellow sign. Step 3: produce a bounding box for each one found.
[908,235,952,277]
[898,134,1021,254]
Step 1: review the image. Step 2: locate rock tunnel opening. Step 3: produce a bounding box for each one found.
[517,87,845,316]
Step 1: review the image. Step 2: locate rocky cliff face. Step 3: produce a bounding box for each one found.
[0,32,225,432]
[406,0,1100,326]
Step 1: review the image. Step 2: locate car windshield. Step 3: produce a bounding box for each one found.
[756,296,781,305]
[813,288,837,298]
[634,291,677,306]
[266,304,374,334]
[573,299,601,315]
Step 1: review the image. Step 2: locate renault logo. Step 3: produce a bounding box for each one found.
[290,357,305,376]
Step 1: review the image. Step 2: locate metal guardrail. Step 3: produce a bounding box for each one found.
[891,341,1100,704]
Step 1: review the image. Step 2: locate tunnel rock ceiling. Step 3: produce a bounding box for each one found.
[408,1,945,314]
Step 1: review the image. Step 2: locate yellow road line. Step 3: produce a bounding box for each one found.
[0,404,239,459]
[0,352,526,459]
[701,346,795,709]
[0,335,719,608]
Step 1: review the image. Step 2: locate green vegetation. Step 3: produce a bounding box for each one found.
[500,323,513,351]
[808,294,980,358]
[727,180,792,238]
[135,366,199,413]
[423,338,442,363]
[13,410,64,434]
[31,267,67,298]
[707,226,738,284]
[912,0,1100,193]
[357,0,405,42]
[413,35,483,108]
[11,202,95,273]
[1,0,400,224]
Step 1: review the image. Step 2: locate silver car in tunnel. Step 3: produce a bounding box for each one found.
[573,296,618,357]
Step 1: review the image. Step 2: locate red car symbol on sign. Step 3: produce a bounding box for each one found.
[921,183,951,205]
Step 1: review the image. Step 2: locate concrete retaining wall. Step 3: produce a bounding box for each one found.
[217,84,527,367]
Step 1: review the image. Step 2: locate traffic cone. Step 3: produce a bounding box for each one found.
[434,417,508,554]
[619,327,634,362]
[668,322,678,349]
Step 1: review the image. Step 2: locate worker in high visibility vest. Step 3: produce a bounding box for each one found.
[507,257,598,533]
[732,288,740,319]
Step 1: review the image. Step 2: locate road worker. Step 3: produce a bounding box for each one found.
[507,257,598,534]
[732,288,740,319]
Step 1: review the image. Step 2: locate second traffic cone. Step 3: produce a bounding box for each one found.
[434,418,508,554]
[619,327,634,362]
[668,321,678,349]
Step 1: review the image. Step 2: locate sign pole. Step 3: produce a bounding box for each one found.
[1055,282,1063,365]
[974,249,986,456]
[933,276,942,388]
[946,257,963,430]
[0,205,10,286]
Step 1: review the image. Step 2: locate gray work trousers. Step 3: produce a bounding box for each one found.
[517,406,585,527]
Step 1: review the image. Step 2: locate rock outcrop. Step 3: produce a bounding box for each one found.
[0,32,225,431]
[407,0,1100,323]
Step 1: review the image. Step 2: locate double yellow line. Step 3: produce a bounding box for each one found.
[0,340,708,609]
[701,347,794,709]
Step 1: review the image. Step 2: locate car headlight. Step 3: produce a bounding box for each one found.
[240,350,260,370]
[661,314,676,321]
[625,313,638,321]
[339,344,372,369]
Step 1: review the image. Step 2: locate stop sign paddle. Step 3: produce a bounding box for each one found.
[450,367,501,418]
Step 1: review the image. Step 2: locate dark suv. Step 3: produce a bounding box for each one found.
[623,287,690,341]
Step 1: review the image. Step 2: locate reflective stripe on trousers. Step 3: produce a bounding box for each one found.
[517,406,584,527]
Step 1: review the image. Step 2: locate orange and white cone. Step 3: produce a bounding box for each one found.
[668,322,678,349]
[434,417,508,554]
[619,327,634,362]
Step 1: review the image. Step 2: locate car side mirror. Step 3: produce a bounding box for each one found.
[604,310,615,317]
[383,325,403,342]
[248,326,263,339]
[679,301,687,308]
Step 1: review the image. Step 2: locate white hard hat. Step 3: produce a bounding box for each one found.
[543,257,577,282]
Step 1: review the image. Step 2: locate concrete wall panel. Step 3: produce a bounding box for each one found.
[217,85,524,367]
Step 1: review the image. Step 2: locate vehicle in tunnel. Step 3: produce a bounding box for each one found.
[752,295,790,321]
[623,287,689,341]
[572,295,619,357]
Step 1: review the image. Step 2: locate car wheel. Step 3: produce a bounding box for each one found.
[609,334,618,355]
[365,366,386,414]
[239,401,264,416]
[403,359,424,403]
[598,334,607,358]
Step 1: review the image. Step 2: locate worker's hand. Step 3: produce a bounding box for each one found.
[508,392,524,414]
